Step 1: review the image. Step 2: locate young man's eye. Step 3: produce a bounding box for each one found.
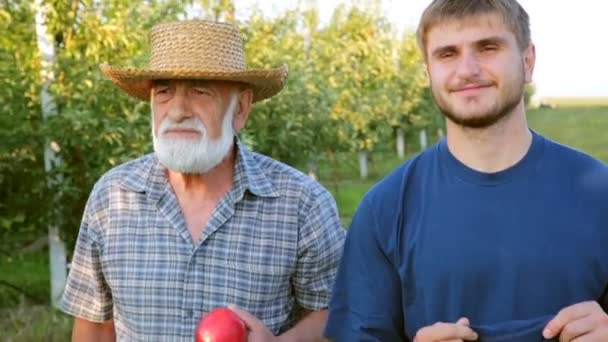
[439,51,455,59]
[482,44,499,51]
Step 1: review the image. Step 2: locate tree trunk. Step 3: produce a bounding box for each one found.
[437,128,445,139]
[358,151,369,179]
[35,0,67,308]
[307,160,318,180]
[396,127,405,158]
[419,129,428,151]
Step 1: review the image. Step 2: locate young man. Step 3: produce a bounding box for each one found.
[324,1,608,341]
[61,20,345,341]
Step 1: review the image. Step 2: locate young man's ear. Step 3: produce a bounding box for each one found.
[232,88,253,133]
[523,43,536,83]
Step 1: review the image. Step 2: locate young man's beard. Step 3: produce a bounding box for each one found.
[432,70,525,129]
[152,94,238,174]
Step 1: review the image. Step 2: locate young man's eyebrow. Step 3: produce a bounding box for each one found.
[431,36,509,57]
[475,36,508,47]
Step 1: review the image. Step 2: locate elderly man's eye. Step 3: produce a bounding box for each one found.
[193,88,212,96]
[155,86,169,94]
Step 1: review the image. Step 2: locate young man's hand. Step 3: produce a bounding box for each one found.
[414,317,478,342]
[543,301,608,341]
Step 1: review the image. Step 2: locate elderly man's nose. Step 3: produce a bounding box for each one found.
[167,94,192,122]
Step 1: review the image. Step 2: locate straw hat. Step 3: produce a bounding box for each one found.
[100,20,288,103]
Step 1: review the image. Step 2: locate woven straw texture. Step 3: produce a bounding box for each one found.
[100,20,288,102]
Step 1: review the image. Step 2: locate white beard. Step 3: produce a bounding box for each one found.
[152,94,238,174]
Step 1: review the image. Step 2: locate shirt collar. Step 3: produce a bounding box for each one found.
[230,139,279,201]
[117,140,279,201]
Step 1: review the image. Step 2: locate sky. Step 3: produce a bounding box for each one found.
[230,0,608,99]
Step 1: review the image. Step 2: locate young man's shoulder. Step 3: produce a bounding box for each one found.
[365,144,439,203]
[544,137,608,198]
[543,136,608,176]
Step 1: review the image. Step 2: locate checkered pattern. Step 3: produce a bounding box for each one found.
[61,142,345,341]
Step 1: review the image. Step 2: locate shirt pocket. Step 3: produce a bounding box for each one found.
[222,260,291,303]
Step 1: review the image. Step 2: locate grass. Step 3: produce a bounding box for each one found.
[0,251,51,307]
[316,150,413,224]
[2,103,607,340]
[0,304,72,342]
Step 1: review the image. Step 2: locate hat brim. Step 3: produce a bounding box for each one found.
[99,64,288,103]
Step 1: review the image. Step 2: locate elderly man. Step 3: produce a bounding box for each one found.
[61,20,345,341]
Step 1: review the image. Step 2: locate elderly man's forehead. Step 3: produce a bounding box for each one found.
[152,79,246,89]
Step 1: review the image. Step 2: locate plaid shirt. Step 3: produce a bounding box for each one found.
[61,142,345,341]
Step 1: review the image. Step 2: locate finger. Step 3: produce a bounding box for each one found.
[227,305,262,331]
[558,316,595,342]
[571,330,608,342]
[416,322,478,341]
[544,301,598,339]
[456,317,470,326]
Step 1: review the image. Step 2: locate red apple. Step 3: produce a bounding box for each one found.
[195,307,247,342]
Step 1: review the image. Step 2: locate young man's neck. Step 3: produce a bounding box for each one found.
[445,101,533,173]
[166,146,236,199]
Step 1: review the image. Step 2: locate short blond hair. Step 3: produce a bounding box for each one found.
[417,0,531,59]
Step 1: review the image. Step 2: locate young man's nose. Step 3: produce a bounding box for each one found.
[456,51,482,78]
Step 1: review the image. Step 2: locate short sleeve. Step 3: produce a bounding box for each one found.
[292,188,346,311]
[60,197,113,323]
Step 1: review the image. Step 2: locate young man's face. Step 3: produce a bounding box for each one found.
[425,13,535,128]
[150,79,251,173]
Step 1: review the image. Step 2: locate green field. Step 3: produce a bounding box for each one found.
[528,106,608,162]
[2,104,607,339]
[541,97,608,107]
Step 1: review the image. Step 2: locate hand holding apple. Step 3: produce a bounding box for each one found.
[228,305,280,342]
[195,307,247,342]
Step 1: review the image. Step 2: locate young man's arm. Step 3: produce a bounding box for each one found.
[72,318,115,342]
[323,194,406,341]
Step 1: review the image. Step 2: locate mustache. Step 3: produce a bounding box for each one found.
[450,79,494,92]
[158,117,206,135]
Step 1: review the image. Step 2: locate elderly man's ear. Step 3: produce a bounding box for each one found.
[233,88,253,133]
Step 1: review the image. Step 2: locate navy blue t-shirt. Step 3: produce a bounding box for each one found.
[325,132,608,341]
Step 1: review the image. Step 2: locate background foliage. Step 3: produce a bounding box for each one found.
[0,0,439,255]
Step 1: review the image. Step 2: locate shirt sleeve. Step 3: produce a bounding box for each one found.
[292,187,346,311]
[324,195,405,341]
[60,197,113,323]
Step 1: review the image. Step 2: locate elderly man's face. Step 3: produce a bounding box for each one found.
[150,80,250,174]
